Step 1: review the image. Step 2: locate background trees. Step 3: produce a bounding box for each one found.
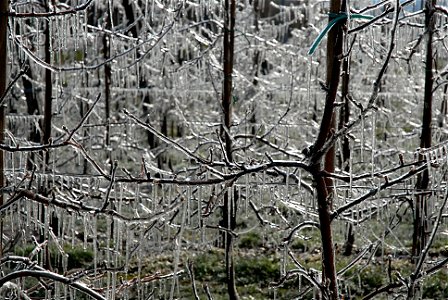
[1,0,448,299]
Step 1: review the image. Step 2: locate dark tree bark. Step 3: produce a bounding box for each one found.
[103,11,112,168]
[222,0,235,162]
[308,0,345,298]
[222,1,238,299]
[250,1,261,134]
[123,0,139,38]
[412,0,436,263]
[340,53,355,256]
[39,3,53,270]
[42,2,52,166]
[0,4,8,256]
[22,63,42,170]
[0,105,4,258]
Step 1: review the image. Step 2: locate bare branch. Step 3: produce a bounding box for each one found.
[0,269,106,300]
[7,0,94,18]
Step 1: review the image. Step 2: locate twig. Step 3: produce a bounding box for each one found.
[249,200,268,226]
[337,243,374,276]
[204,225,238,237]
[0,94,101,152]
[0,66,28,106]
[123,109,209,165]
[0,189,184,225]
[186,260,200,300]
[203,284,214,300]
[98,161,118,212]
[283,221,320,244]
[7,0,94,18]
[409,187,448,292]
[331,163,426,220]
[67,94,101,141]
[0,269,106,300]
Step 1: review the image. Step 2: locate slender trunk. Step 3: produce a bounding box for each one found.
[412,0,435,264]
[250,1,260,134]
[39,2,53,248]
[123,0,139,38]
[340,56,355,256]
[222,1,238,299]
[314,172,338,299]
[222,0,235,161]
[22,63,41,170]
[309,0,344,298]
[0,1,8,259]
[339,58,351,173]
[103,12,112,168]
[42,6,52,165]
[324,113,336,208]
[0,106,4,258]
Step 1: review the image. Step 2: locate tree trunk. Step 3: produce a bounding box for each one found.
[412,0,435,264]
[0,106,4,258]
[309,0,345,298]
[0,3,8,259]
[39,1,53,249]
[340,53,355,256]
[103,11,112,168]
[22,63,41,170]
[222,0,238,299]
[42,2,52,165]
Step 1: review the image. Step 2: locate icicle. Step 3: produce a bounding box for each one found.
[244,175,249,216]
[114,184,122,259]
[170,199,187,300]
[33,192,39,232]
[111,271,117,300]
[137,221,144,299]
[186,186,191,225]
[71,212,76,247]
[26,196,31,228]
[151,181,157,213]
[371,112,376,177]
[19,152,24,177]
[70,289,75,300]
[9,202,15,236]
[82,213,88,250]
[298,169,303,205]
[426,152,432,180]
[349,142,353,197]
[55,281,61,300]
[57,16,62,66]
[281,245,287,277]
[360,115,365,162]
[124,223,130,273]
[198,185,202,235]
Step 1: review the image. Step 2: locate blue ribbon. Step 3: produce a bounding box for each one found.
[308,13,374,56]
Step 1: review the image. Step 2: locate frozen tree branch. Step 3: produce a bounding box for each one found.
[7,0,94,18]
[331,163,426,220]
[0,269,106,300]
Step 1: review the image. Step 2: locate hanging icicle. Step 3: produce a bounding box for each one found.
[371,111,377,177]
